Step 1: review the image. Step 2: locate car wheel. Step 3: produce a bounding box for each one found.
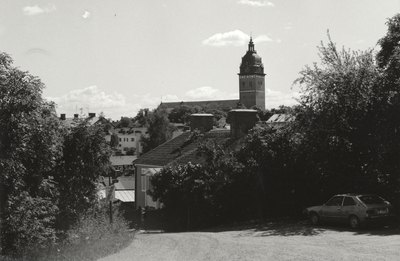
[310,213,320,225]
[349,215,360,229]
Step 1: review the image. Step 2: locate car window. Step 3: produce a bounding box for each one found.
[343,197,357,206]
[326,196,344,206]
[359,195,385,205]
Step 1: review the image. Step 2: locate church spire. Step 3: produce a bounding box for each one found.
[248,36,255,52]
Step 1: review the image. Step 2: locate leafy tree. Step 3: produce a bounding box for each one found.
[148,163,214,231]
[377,14,400,70]
[54,122,112,231]
[110,132,119,148]
[168,105,199,124]
[116,117,133,128]
[292,33,397,199]
[141,108,176,154]
[374,14,400,202]
[133,108,149,126]
[0,52,62,254]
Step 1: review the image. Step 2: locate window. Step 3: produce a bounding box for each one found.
[141,175,146,192]
[141,168,147,192]
[131,138,134,142]
[326,196,344,206]
[359,195,385,205]
[343,197,357,206]
[119,138,121,142]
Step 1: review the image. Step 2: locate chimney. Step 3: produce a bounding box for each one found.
[88,113,96,118]
[226,109,258,138]
[190,114,214,133]
[60,114,66,120]
[74,114,79,119]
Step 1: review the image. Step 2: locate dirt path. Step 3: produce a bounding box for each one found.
[99,222,400,261]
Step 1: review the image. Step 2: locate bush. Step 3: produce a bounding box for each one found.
[0,201,133,261]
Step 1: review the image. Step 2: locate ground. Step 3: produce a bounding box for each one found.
[98,221,400,261]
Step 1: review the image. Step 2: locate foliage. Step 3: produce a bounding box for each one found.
[1,202,133,261]
[54,122,112,231]
[148,163,213,231]
[167,105,227,128]
[110,132,119,148]
[0,52,62,254]
[168,105,201,124]
[0,52,119,258]
[149,21,400,230]
[116,116,133,128]
[141,108,176,154]
[123,147,136,155]
[133,108,149,126]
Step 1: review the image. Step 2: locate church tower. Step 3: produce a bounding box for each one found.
[238,38,266,110]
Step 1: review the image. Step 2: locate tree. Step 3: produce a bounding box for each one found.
[292,33,397,199]
[54,122,112,231]
[141,108,176,154]
[0,52,62,254]
[133,108,149,126]
[168,105,199,124]
[116,117,133,128]
[110,132,119,148]
[374,14,400,201]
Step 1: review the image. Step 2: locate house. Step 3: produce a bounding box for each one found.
[132,109,259,209]
[59,113,115,143]
[266,113,295,127]
[114,124,146,155]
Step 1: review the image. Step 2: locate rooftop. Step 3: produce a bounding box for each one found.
[133,129,232,167]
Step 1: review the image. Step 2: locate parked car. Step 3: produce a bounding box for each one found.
[304,194,397,229]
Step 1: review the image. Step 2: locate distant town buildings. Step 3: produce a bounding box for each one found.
[59,113,145,156]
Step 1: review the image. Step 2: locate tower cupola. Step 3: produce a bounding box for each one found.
[238,37,266,110]
[239,38,265,75]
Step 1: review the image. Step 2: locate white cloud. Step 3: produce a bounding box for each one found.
[82,11,91,19]
[46,86,300,120]
[46,86,142,120]
[23,4,56,16]
[237,0,275,7]
[253,34,273,43]
[203,31,274,47]
[265,89,300,109]
[202,30,249,47]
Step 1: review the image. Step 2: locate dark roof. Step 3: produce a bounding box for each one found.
[160,99,239,112]
[133,129,232,167]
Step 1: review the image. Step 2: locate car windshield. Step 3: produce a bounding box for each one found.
[358,195,385,205]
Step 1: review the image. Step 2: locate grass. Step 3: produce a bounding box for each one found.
[1,204,136,261]
[40,230,135,261]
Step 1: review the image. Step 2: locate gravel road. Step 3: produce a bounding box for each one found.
[99,221,400,261]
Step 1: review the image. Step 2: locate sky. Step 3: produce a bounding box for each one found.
[1,0,399,120]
